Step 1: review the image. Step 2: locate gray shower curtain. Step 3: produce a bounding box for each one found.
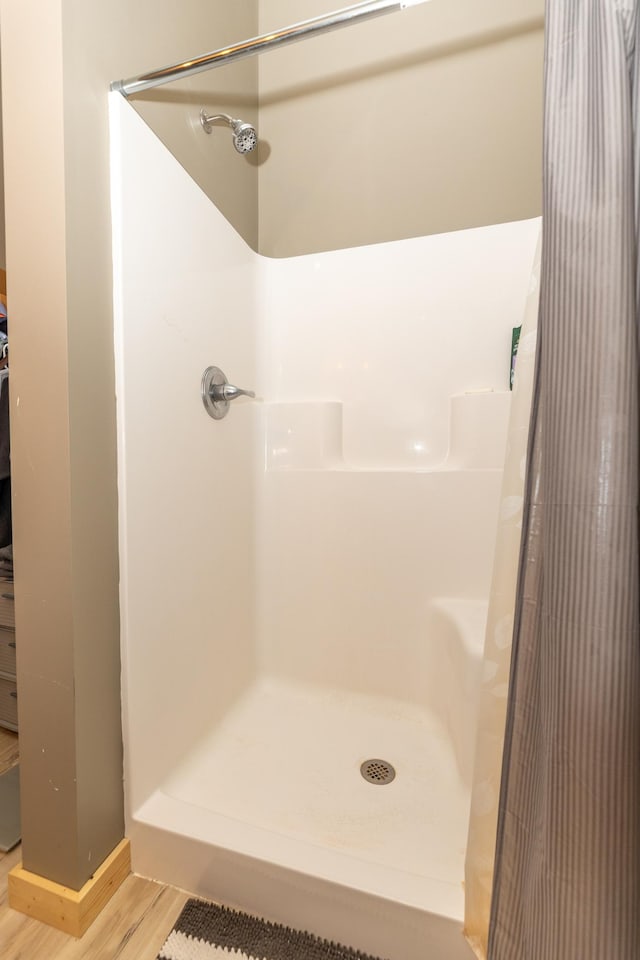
[488,2,640,958]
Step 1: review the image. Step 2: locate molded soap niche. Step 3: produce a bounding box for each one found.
[446,391,512,470]
[263,391,511,472]
[264,402,343,469]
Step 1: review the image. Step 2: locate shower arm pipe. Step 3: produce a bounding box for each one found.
[111,0,430,98]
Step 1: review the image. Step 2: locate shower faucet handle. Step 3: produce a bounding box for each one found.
[216,382,256,402]
[201,365,255,420]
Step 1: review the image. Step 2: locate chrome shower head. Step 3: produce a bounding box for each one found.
[229,119,258,154]
[200,109,258,154]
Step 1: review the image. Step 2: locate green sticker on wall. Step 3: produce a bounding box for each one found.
[510,325,522,390]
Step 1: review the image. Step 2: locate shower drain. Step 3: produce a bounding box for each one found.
[360,758,396,785]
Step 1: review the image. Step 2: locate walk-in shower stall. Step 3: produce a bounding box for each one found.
[111,6,540,958]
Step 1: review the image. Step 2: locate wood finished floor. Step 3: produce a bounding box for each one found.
[0,731,188,958]
[0,843,189,959]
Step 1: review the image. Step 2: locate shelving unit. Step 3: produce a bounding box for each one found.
[0,588,16,731]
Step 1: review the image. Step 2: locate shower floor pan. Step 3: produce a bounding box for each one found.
[129,676,474,960]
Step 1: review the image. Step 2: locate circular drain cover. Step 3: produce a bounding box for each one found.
[360,758,396,785]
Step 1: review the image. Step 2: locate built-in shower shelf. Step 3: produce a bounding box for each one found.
[264,393,511,472]
[265,402,343,470]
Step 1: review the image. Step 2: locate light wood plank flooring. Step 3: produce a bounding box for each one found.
[1,728,188,957]
[0,843,189,959]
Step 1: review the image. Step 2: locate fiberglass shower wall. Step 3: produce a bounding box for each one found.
[112,97,259,814]
[256,231,539,704]
[112,95,540,821]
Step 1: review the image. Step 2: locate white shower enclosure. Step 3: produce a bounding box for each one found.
[111,96,539,960]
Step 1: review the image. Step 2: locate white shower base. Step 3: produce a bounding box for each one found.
[167,677,467,909]
[128,601,483,960]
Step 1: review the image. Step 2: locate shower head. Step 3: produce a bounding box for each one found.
[200,109,258,154]
[229,118,258,154]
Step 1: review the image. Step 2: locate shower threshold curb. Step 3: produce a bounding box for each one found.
[128,795,472,960]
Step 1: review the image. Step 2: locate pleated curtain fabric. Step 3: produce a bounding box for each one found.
[488,2,640,959]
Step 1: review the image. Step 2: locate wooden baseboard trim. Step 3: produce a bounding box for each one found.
[8,837,131,937]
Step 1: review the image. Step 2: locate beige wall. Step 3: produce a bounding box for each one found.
[124,13,259,249]
[258,0,544,257]
[0,0,257,890]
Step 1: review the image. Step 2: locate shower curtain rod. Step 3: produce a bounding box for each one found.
[111,0,431,98]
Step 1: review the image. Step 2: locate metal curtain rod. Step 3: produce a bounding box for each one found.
[111,0,431,98]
